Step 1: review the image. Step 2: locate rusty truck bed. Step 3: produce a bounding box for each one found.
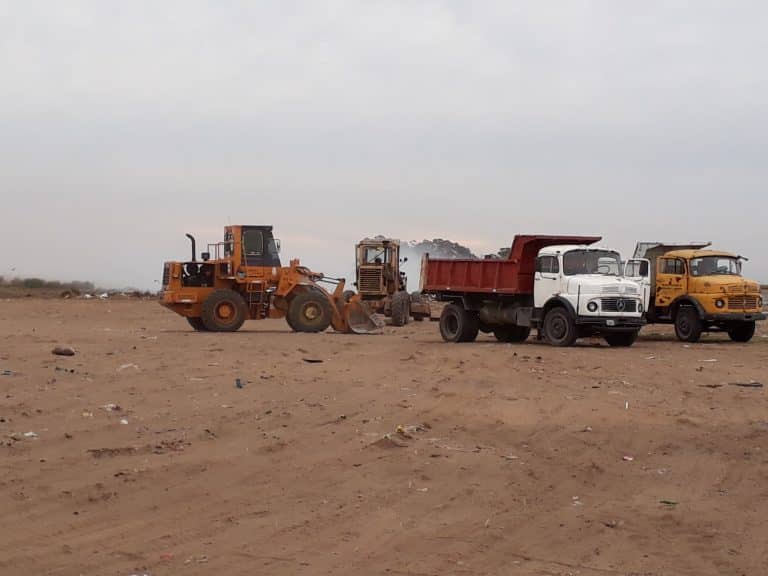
[421,235,601,296]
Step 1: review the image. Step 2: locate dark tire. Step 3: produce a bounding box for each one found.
[409,292,426,321]
[674,306,702,342]
[391,291,410,327]
[187,317,207,331]
[201,289,248,332]
[287,290,333,333]
[604,331,638,347]
[493,325,531,343]
[728,322,755,342]
[439,303,479,343]
[543,307,578,347]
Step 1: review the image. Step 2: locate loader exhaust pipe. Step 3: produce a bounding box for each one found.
[185,233,197,262]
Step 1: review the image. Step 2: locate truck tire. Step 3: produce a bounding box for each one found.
[494,325,531,343]
[288,290,333,333]
[604,331,638,347]
[728,321,755,342]
[439,304,479,343]
[543,307,578,347]
[187,317,208,331]
[391,291,410,326]
[201,289,248,332]
[674,306,702,342]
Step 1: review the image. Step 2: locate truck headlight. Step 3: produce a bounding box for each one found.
[715,299,725,309]
[638,302,643,314]
[587,301,598,312]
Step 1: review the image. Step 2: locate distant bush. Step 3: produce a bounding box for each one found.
[23,278,45,289]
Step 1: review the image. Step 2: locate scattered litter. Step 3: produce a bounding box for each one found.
[83,293,93,299]
[729,382,763,388]
[1,369,14,376]
[699,384,723,388]
[701,359,718,363]
[502,455,519,461]
[98,292,109,300]
[184,555,209,565]
[120,419,129,425]
[659,499,678,506]
[101,403,122,412]
[624,401,629,410]
[582,426,593,432]
[81,410,93,418]
[235,378,244,389]
[302,358,324,364]
[23,432,38,438]
[370,435,408,449]
[416,487,429,492]
[645,355,655,360]
[622,455,634,462]
[52,346,75,356]
[117,363,140,372]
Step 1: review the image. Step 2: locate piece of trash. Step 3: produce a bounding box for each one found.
[370,434,408,449]
[117,363,140,372]
[502,455,519,460]
[728,382,763,388]
[83,293,93,299]
[120,419,129,425]
[624,401,629,410]
[645,355,655,360]
[395,425,413,439]
[659,499,678,506]
[184,555,209,565]
[582,426,593,432]
[1,369,14,376]
[235,378,244,389]
[302,358,324,364]
[23,431,38,438]
[622,455,634,461]
[101,403,121,412]
[416,487,429,492]
[52,346,75,356]
[99,292,109,300]
[701,359,718,363]
[699,384,723,388]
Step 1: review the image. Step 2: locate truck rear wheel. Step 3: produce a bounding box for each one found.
[390,291,410,326]
[288,290,333,333]
[604,331,638,347]
[201,289,248,332]
[543,307,578,347]
[494,325,531,343]
[674,307,702,342]
[187,317,208,331]
[439,304,479,343]
[728,321,755,342]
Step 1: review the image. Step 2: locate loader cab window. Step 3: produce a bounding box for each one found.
[536,255,559,274]
[243,230,264,256]
[364,246,389,264]
[660,258,685,275]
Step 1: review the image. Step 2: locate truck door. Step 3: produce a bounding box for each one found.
[655,257,687,308]
[534,255,561,307]
[624,258,651,312]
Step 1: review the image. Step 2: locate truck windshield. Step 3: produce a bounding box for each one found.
[690,256,741,276]
[563,250,621,276]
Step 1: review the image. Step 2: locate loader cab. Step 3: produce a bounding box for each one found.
[355,238,406,298]
[225,225,281,268]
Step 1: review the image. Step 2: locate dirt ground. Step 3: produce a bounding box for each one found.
[1,299,767,576]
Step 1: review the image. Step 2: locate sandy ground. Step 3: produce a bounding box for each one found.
[1,299,768,576]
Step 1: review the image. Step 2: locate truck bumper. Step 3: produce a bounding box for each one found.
[575,316,646,331]
[701,312,766,322]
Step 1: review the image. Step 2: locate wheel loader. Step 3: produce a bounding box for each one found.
[160,225,382,334]
[349,237,430,326]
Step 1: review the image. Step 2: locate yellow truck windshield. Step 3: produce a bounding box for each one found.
[690,256,741,277]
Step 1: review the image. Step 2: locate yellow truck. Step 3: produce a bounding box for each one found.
[626,242,765,342]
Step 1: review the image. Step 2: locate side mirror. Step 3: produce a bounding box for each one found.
[274,239,282,253]
[201,252,211,261]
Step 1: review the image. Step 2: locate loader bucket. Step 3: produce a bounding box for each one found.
[336,298,384,334]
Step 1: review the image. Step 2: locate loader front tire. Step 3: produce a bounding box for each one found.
[201,290,248,332]
[187,317,208,331]
[390,291,410,326]
[288,290,333,333]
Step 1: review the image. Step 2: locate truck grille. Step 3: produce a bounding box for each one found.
[601,298,637,313]
[728,296,758,310]
[358,268,383,293]
[162,263,170,287]
[601,285,638,295]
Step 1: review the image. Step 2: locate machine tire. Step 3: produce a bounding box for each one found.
[409,291,426,321]
[187,317,207,331]
[728,321,755,343]
[543,307,578,347]
[201,290,248,332]
[287,290,333,333]
[604,331,638,347]
[494,325,531,343]
[391,291,410,327]
[674,306,702,343]
[439,304,479,343]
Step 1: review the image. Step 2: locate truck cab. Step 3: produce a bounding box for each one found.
[625,243,765,342]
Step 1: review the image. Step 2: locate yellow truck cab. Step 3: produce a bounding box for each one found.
[626,242,765,342]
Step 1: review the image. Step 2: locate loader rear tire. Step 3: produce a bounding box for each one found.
[391,291,410,327]
[187,317,208,331]
[288,290,333,333]
[439,304,479,343]
[201,290,247,332]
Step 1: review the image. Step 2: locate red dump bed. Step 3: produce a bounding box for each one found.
[421,235,601,295]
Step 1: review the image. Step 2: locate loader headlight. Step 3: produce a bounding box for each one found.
[587,301,598,312]
[715,299,725,309]
[758,297,763,308]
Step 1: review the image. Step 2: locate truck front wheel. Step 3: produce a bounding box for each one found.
[439,304,479,343]
[674,307,702,342]
[604,331,638,347]
[543,307,578,347]
[728,321,755,343]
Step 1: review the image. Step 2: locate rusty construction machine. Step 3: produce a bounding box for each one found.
[351,237,430,326]
[160,225,382,334]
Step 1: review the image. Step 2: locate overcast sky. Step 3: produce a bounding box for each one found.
[1,0,766,289]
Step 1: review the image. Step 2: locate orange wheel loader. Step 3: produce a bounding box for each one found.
[160,225,382,334]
